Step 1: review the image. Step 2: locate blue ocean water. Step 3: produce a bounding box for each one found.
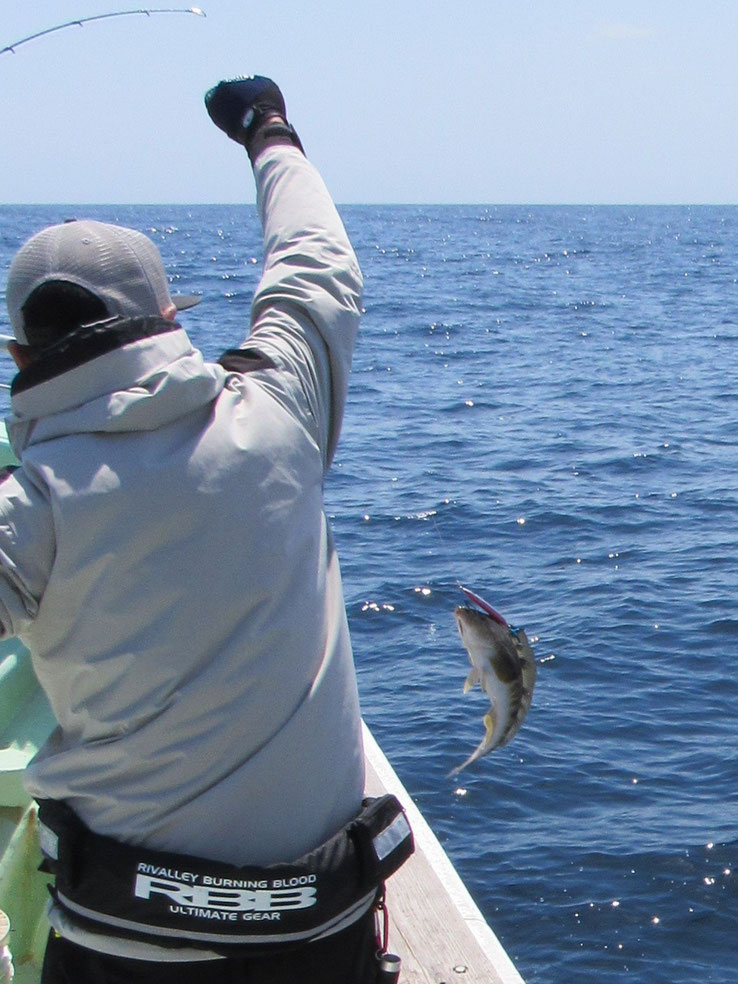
[1,203,736,983]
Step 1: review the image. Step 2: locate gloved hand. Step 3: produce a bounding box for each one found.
[204,75,303,155]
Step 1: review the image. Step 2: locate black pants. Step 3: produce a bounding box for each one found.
[41,908,379,984]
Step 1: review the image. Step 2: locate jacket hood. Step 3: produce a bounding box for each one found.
[6,316,227,454]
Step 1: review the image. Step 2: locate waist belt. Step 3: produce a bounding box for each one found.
[37,795,413,952]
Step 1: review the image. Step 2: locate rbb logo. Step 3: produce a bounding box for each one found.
[135,875,317,911]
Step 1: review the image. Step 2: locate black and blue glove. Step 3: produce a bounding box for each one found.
[204,76,303,153]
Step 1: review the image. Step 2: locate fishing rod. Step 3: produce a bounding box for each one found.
[0,8,206,56]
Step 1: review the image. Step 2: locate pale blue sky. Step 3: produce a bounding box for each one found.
[2,1,738,204]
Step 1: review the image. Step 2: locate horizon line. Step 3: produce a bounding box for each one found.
[3,200,738,208]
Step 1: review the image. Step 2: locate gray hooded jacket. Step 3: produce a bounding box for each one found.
[0,146,365,869]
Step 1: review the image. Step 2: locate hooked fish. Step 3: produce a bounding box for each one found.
[450,586,537,775]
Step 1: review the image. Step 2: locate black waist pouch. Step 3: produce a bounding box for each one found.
[37,795,413,952]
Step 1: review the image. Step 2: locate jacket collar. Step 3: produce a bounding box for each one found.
[11,316,178,395]
[6,316,227,455]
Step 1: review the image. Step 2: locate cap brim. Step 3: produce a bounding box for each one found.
[173,294,202,311]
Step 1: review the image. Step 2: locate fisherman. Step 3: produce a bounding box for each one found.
[0,77,411,983]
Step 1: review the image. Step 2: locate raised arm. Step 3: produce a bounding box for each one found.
[206,76,363,468]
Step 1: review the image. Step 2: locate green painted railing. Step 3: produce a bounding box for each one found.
[0,425,54,983]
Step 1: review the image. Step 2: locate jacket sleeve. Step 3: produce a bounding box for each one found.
[0,466,54,639]
[228,146,363,471]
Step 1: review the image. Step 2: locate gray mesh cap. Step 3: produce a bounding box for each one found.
[6,219,201,344]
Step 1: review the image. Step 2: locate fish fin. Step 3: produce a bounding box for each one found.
[447,709,500,777]
[448,747,482,776]
[463,667,480,693]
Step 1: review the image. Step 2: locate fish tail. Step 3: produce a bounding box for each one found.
[448,709,499,776]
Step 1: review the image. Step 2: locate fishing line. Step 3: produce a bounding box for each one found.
[428,511,466,591]
[429,508,510,623]
[428,510,467,595]
[0,8,206,56]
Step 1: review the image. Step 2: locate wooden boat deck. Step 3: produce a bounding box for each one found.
[363,723,525,984]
